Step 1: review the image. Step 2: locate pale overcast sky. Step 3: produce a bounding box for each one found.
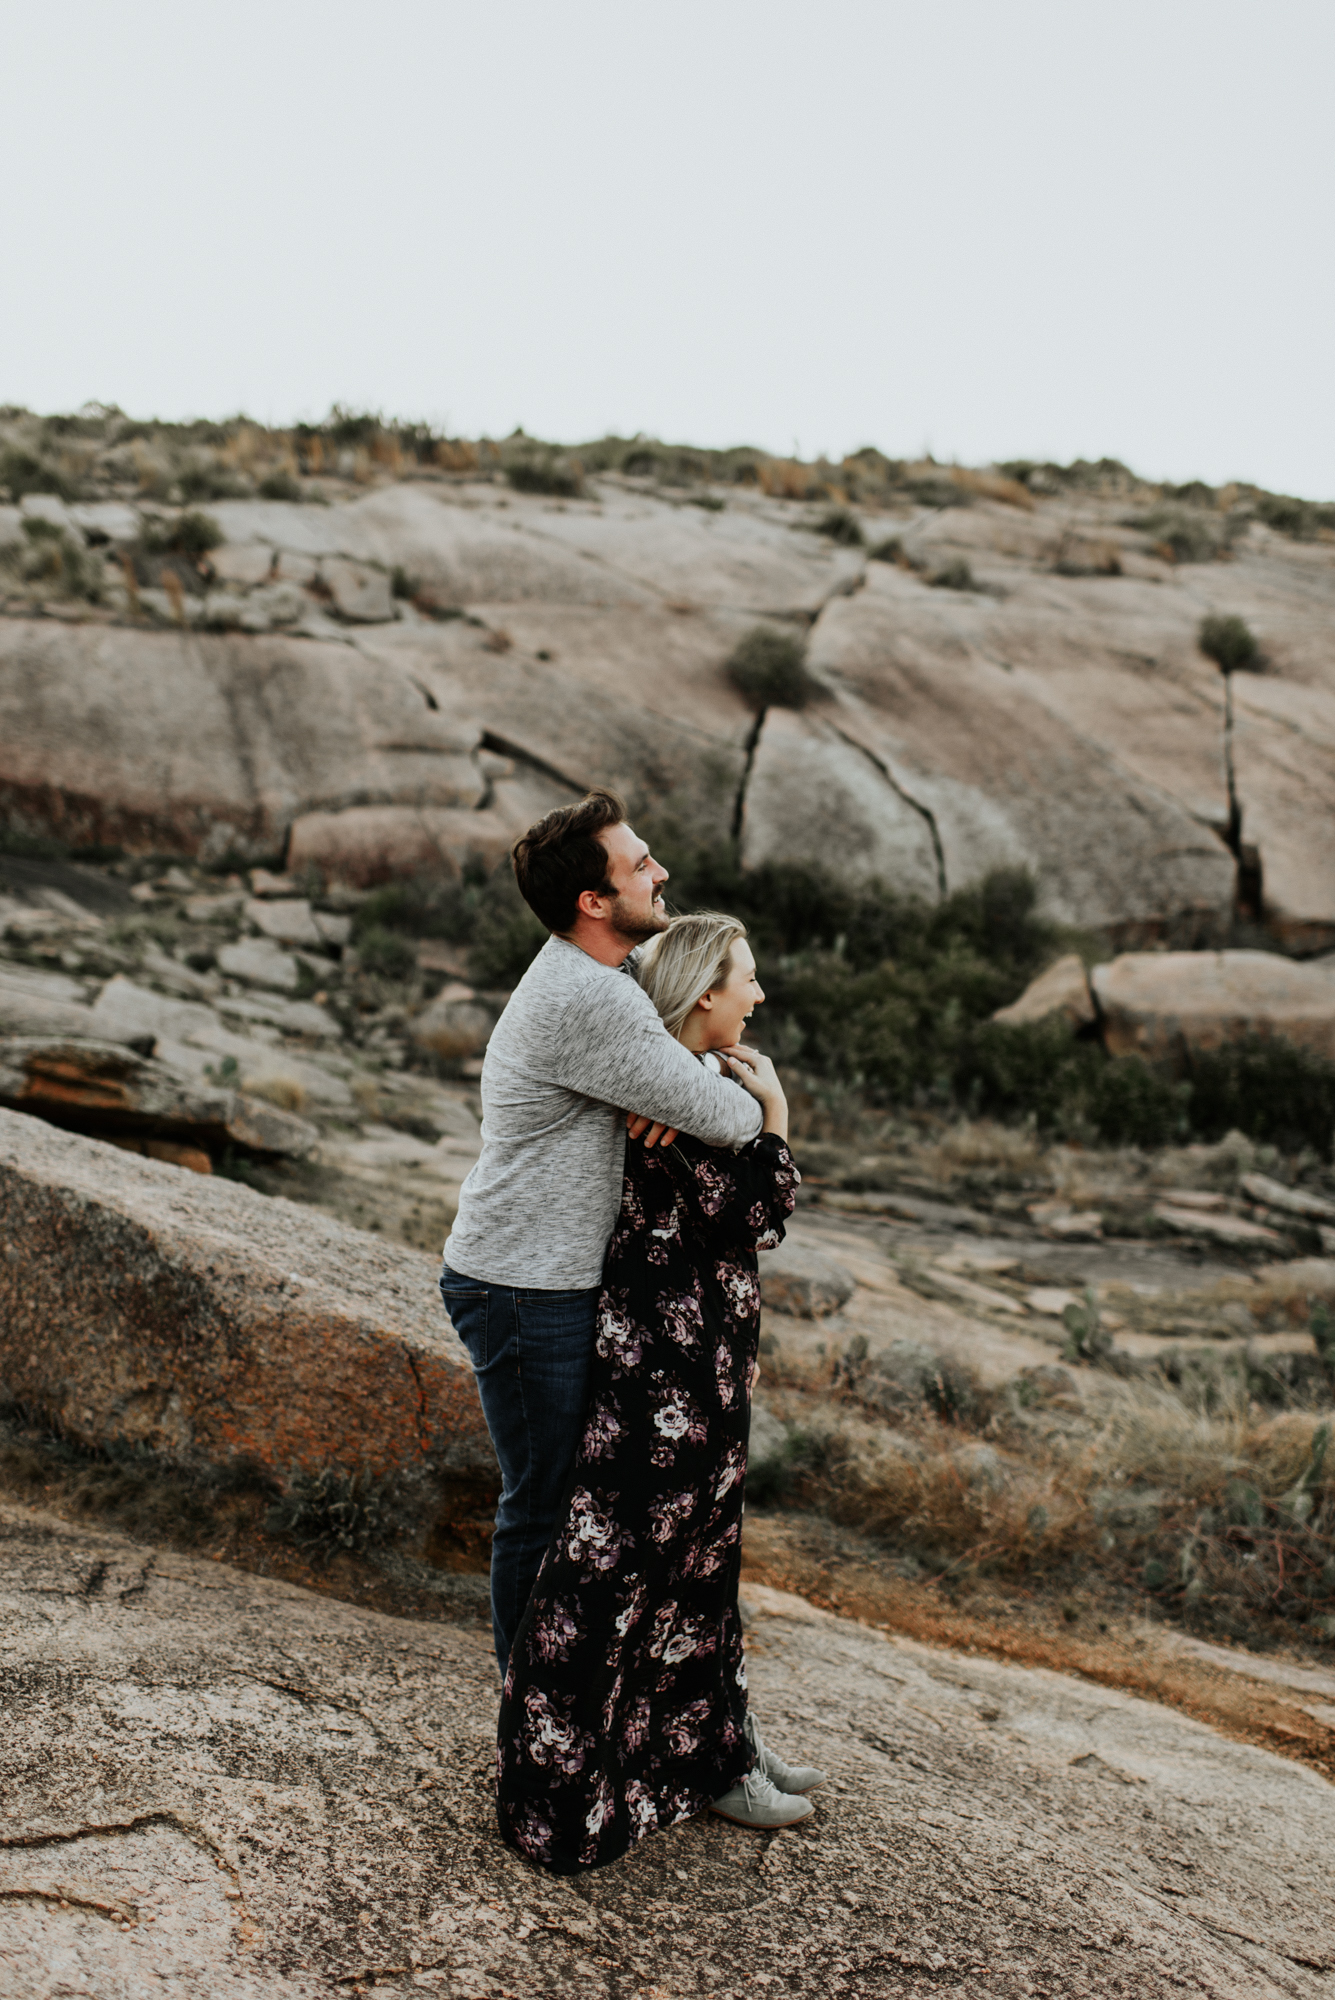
[2,1,1331,496]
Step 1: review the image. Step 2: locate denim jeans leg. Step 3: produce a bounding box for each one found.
[439,1265,597,1676]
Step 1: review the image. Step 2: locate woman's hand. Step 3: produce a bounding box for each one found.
[721,1044,788,1141]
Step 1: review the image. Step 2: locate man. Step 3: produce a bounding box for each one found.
[441,789,763,1676]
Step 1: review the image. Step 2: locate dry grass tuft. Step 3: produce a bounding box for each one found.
[917,1118,1045,1180]
[242,1074,308,1115]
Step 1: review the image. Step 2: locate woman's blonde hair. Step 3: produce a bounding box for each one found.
[636,912,748,1042]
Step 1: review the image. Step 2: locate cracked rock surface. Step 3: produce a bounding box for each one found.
[5,1500,1335,1998]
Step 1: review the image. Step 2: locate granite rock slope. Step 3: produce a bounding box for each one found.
[4,1501,1335,1999]
[3,472,1332,943]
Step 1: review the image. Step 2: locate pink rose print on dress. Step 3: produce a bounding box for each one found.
[600,1669,624,1738]
[649,1488,697,1544]
[714,1443,746,1503]
[614,1579,648,1638]
[583,1771,616,1852]
[509,1804,555,1863]
[715,1339,736,1407]
[521,1687,594,1776]
[644,1599,679,1659]
[650,1387,708,1468]
[716,1260,759,1320]
[580,1397,625,1462]
[529,1599,581,1664]
[621,1695,651,1753]
[690,1158,733,1216]
[563,1488,633,1571]
[651,1203,682,1246]
[657,1288,705,1350]
[625,1780,658,1838]
[595,1292,644,1374]
[664,1697,712,1759]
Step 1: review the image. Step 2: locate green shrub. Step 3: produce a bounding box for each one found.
[140,510,223,559]
[354,924,418,982]
[1188,1034,1335,1160]
[506,459,583,498]
[469,891,547,988]
[1251,492,1335,541]
[0,447,70,500]
[724,628,817,712]
[1086,1056,1189,1148]
[929,559,976,591]
[1127,507,1224,563]
[17,519,102,601]
[259,469,301,502]
[1198,613,1262,675]
[815,507,864,547]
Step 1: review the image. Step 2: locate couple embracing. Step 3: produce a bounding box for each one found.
[439,789,825,1876]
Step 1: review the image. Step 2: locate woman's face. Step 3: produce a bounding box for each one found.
[695,941,765,1049]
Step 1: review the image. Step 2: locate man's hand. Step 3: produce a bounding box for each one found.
[626,1111,679,1149]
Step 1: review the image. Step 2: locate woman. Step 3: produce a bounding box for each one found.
[496,913,825,1875]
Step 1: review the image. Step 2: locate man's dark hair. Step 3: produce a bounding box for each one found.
[511,788,627,934]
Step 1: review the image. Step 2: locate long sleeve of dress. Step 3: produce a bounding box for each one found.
[658,1129,799,1253]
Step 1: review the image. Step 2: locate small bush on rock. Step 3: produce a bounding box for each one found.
[264,1468,393,1559]
[140,510,223,560]
[506,458,583,498]
[815,507,864,547]
[929,559,977,592]
[724,628,817,712]
[1198,613,1262,676]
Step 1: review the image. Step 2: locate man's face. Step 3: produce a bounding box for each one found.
[596,822,670,945]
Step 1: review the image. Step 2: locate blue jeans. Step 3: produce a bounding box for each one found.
[439,1263,598,1676]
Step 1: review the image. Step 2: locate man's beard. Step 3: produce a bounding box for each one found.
[608,890,669,947]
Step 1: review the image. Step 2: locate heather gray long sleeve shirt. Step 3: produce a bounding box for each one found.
[443,936,763,1289]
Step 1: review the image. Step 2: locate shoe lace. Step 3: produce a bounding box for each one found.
[741,1766,782,1810]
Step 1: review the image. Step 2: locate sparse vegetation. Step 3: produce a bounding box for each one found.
[1125,505,1231,564]
[929,558,977,591]
[139,510,223,560]
[724,627,818,712]
[1198,612,1262,675]
[814,507,864,547]
[505,456,583,498]
[264,1466,394,1560]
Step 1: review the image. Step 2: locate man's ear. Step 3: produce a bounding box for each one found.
[575,886,610,922]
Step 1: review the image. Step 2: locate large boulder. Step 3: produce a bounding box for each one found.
[0,1108,492,1485]
[1092,949,1335,1064]
[992,953,1096,1030]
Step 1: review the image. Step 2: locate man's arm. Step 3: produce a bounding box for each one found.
[549,977,762,1147]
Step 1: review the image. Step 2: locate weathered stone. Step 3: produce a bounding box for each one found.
[1153,1202,1283,1249]
[993,952,1096,1030]
[288,798,549,890]
[1241,1172,1335,1223]
[759,1241,856,1318]
[214,990,340,1038]
[0,1108,489,1482]
[0,1038,318,1158]
[1093,950,1335,1064]
[88,976,352,1107]
[320,556,394,623]
[242,895,324,950]
[217,937,300,991]
[184,890,246,922]
[0,968,149,1048]
[409,989,497,1060]
[209,542,276,587]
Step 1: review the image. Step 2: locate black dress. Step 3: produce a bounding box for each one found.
[495,1120,799,1874]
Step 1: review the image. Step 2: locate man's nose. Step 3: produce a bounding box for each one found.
[650,858,668,883]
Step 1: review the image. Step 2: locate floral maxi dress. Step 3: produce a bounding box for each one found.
[496,1124,799,1874]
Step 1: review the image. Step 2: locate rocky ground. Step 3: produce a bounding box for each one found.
[7,1499,1335,2000]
